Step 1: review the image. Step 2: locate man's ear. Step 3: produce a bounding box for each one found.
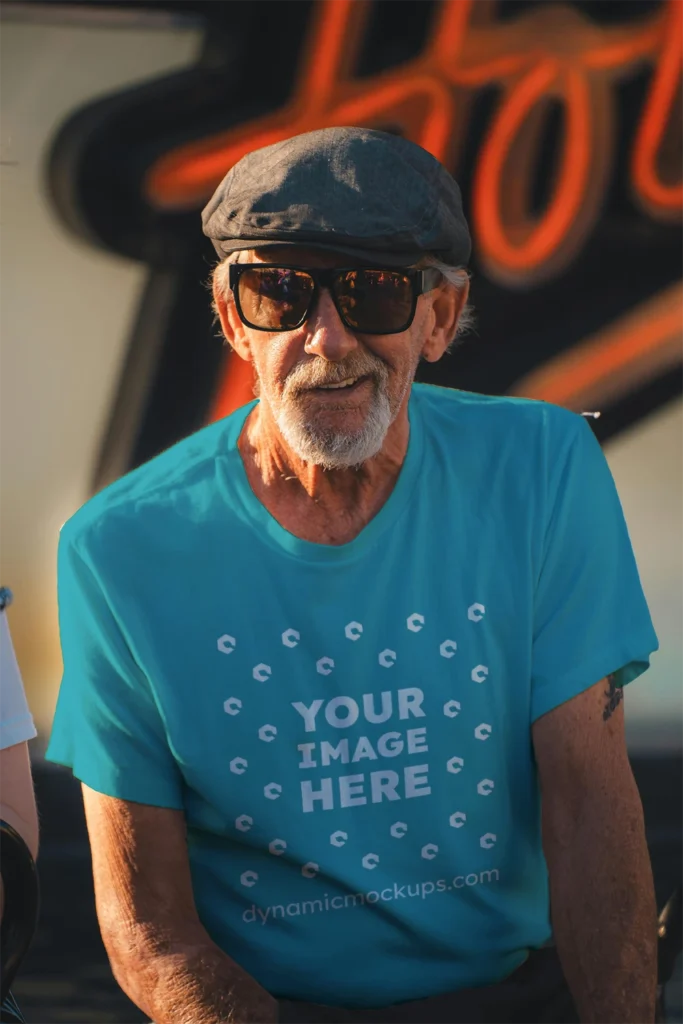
[421,277,470,363]
[212,273,252,362]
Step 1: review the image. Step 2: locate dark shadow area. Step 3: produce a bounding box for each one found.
[11,757,682,1023]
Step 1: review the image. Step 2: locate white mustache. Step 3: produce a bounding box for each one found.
[285,361,387,395]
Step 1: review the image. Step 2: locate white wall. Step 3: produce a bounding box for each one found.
[604,400,683,753]
[0,14,201,737]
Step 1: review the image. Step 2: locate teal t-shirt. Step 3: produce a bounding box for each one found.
[47,384,658,1007]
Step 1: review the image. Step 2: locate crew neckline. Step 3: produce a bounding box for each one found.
[221,390,425,564]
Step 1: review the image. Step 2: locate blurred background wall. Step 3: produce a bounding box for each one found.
[0,4,203,739]
[1,0,680,754]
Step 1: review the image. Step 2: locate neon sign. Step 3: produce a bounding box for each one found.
[146,0,682,290]
[141,0,682,420]
[45,0,681,474]
[510,279,683,408]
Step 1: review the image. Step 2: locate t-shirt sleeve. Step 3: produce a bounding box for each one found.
[46,527,183,808]
[531,411,659,722]
[0,609,37,750]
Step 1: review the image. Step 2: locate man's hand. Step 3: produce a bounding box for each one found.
[81,786,279,1024]
[533,677,658,1023]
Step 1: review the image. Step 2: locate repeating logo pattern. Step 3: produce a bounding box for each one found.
[217,604,498,889]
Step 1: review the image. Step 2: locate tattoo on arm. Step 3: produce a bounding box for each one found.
[603,673,624,721]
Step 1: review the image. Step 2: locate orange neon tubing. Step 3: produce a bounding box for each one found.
[474,61,593,274]
[149,0,367,206]
[147,72,456,207]
[449,54,529,87]
[331,74,456,162]
[144,0,679,294]
[427,0,475,66]
[632,0,683,213]
[147,123,302,207]
[582,25,661,70]
[295,0,361,107]
[512,293,682,407]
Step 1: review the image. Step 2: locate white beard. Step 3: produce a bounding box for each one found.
[274,387,394,470]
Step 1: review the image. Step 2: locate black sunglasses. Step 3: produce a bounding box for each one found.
[229,264,443,335]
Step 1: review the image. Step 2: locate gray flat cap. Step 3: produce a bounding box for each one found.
[202,127,471,267]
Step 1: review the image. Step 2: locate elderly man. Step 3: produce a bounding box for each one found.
[47,128,659,1024]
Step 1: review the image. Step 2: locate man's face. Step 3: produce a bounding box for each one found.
[222,246,445,470]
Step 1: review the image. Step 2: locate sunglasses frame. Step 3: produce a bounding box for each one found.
[228,263,443,335]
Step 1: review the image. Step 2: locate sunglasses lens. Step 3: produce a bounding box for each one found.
[238,268,314,329]
[334,270,414,333]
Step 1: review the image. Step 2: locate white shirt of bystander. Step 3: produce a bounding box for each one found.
[0,604,37,751]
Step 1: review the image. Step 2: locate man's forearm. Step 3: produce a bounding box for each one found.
[545,784,658,1023]
[111,929,279,1024]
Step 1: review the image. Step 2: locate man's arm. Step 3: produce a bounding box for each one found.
[532,676,658,1024]
[81,785,279,1024]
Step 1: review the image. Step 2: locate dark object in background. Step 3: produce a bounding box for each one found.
[0,821,39,1022]
[659,887,683,1020]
